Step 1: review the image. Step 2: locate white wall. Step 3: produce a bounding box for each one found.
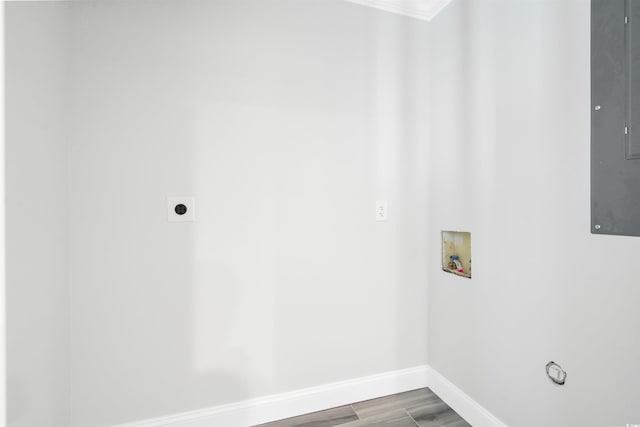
[426,1,640,426]
[14,2,629,427]
[67,1,430,426]
[5,2,70,427]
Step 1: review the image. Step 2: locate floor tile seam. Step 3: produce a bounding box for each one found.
[349,403,362,420]
[404,408,421,427]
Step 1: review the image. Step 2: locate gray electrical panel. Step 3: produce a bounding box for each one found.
[592,0,640,236]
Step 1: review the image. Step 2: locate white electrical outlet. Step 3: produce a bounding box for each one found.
[168,197,196,222]
[376,200,388,221]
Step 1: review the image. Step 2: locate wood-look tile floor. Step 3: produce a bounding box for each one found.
[253,388,471,427]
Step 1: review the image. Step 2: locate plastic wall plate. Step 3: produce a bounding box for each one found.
[167,196,195,222]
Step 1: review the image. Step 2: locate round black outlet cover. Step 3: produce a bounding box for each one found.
[174,204,188,215]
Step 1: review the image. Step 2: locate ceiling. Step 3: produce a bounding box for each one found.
[343,0,453,21]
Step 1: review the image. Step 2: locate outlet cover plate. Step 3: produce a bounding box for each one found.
[376,200,388,221]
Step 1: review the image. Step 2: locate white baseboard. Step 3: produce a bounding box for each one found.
[113,365,508,427]
[113,366,429,427]
[426,366,508,427]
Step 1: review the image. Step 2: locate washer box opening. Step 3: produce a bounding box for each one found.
[441,230,471,279]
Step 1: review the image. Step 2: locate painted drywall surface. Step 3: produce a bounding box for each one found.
[426,1,640,426]
[5,3,70,427]
[67,1,429,425]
